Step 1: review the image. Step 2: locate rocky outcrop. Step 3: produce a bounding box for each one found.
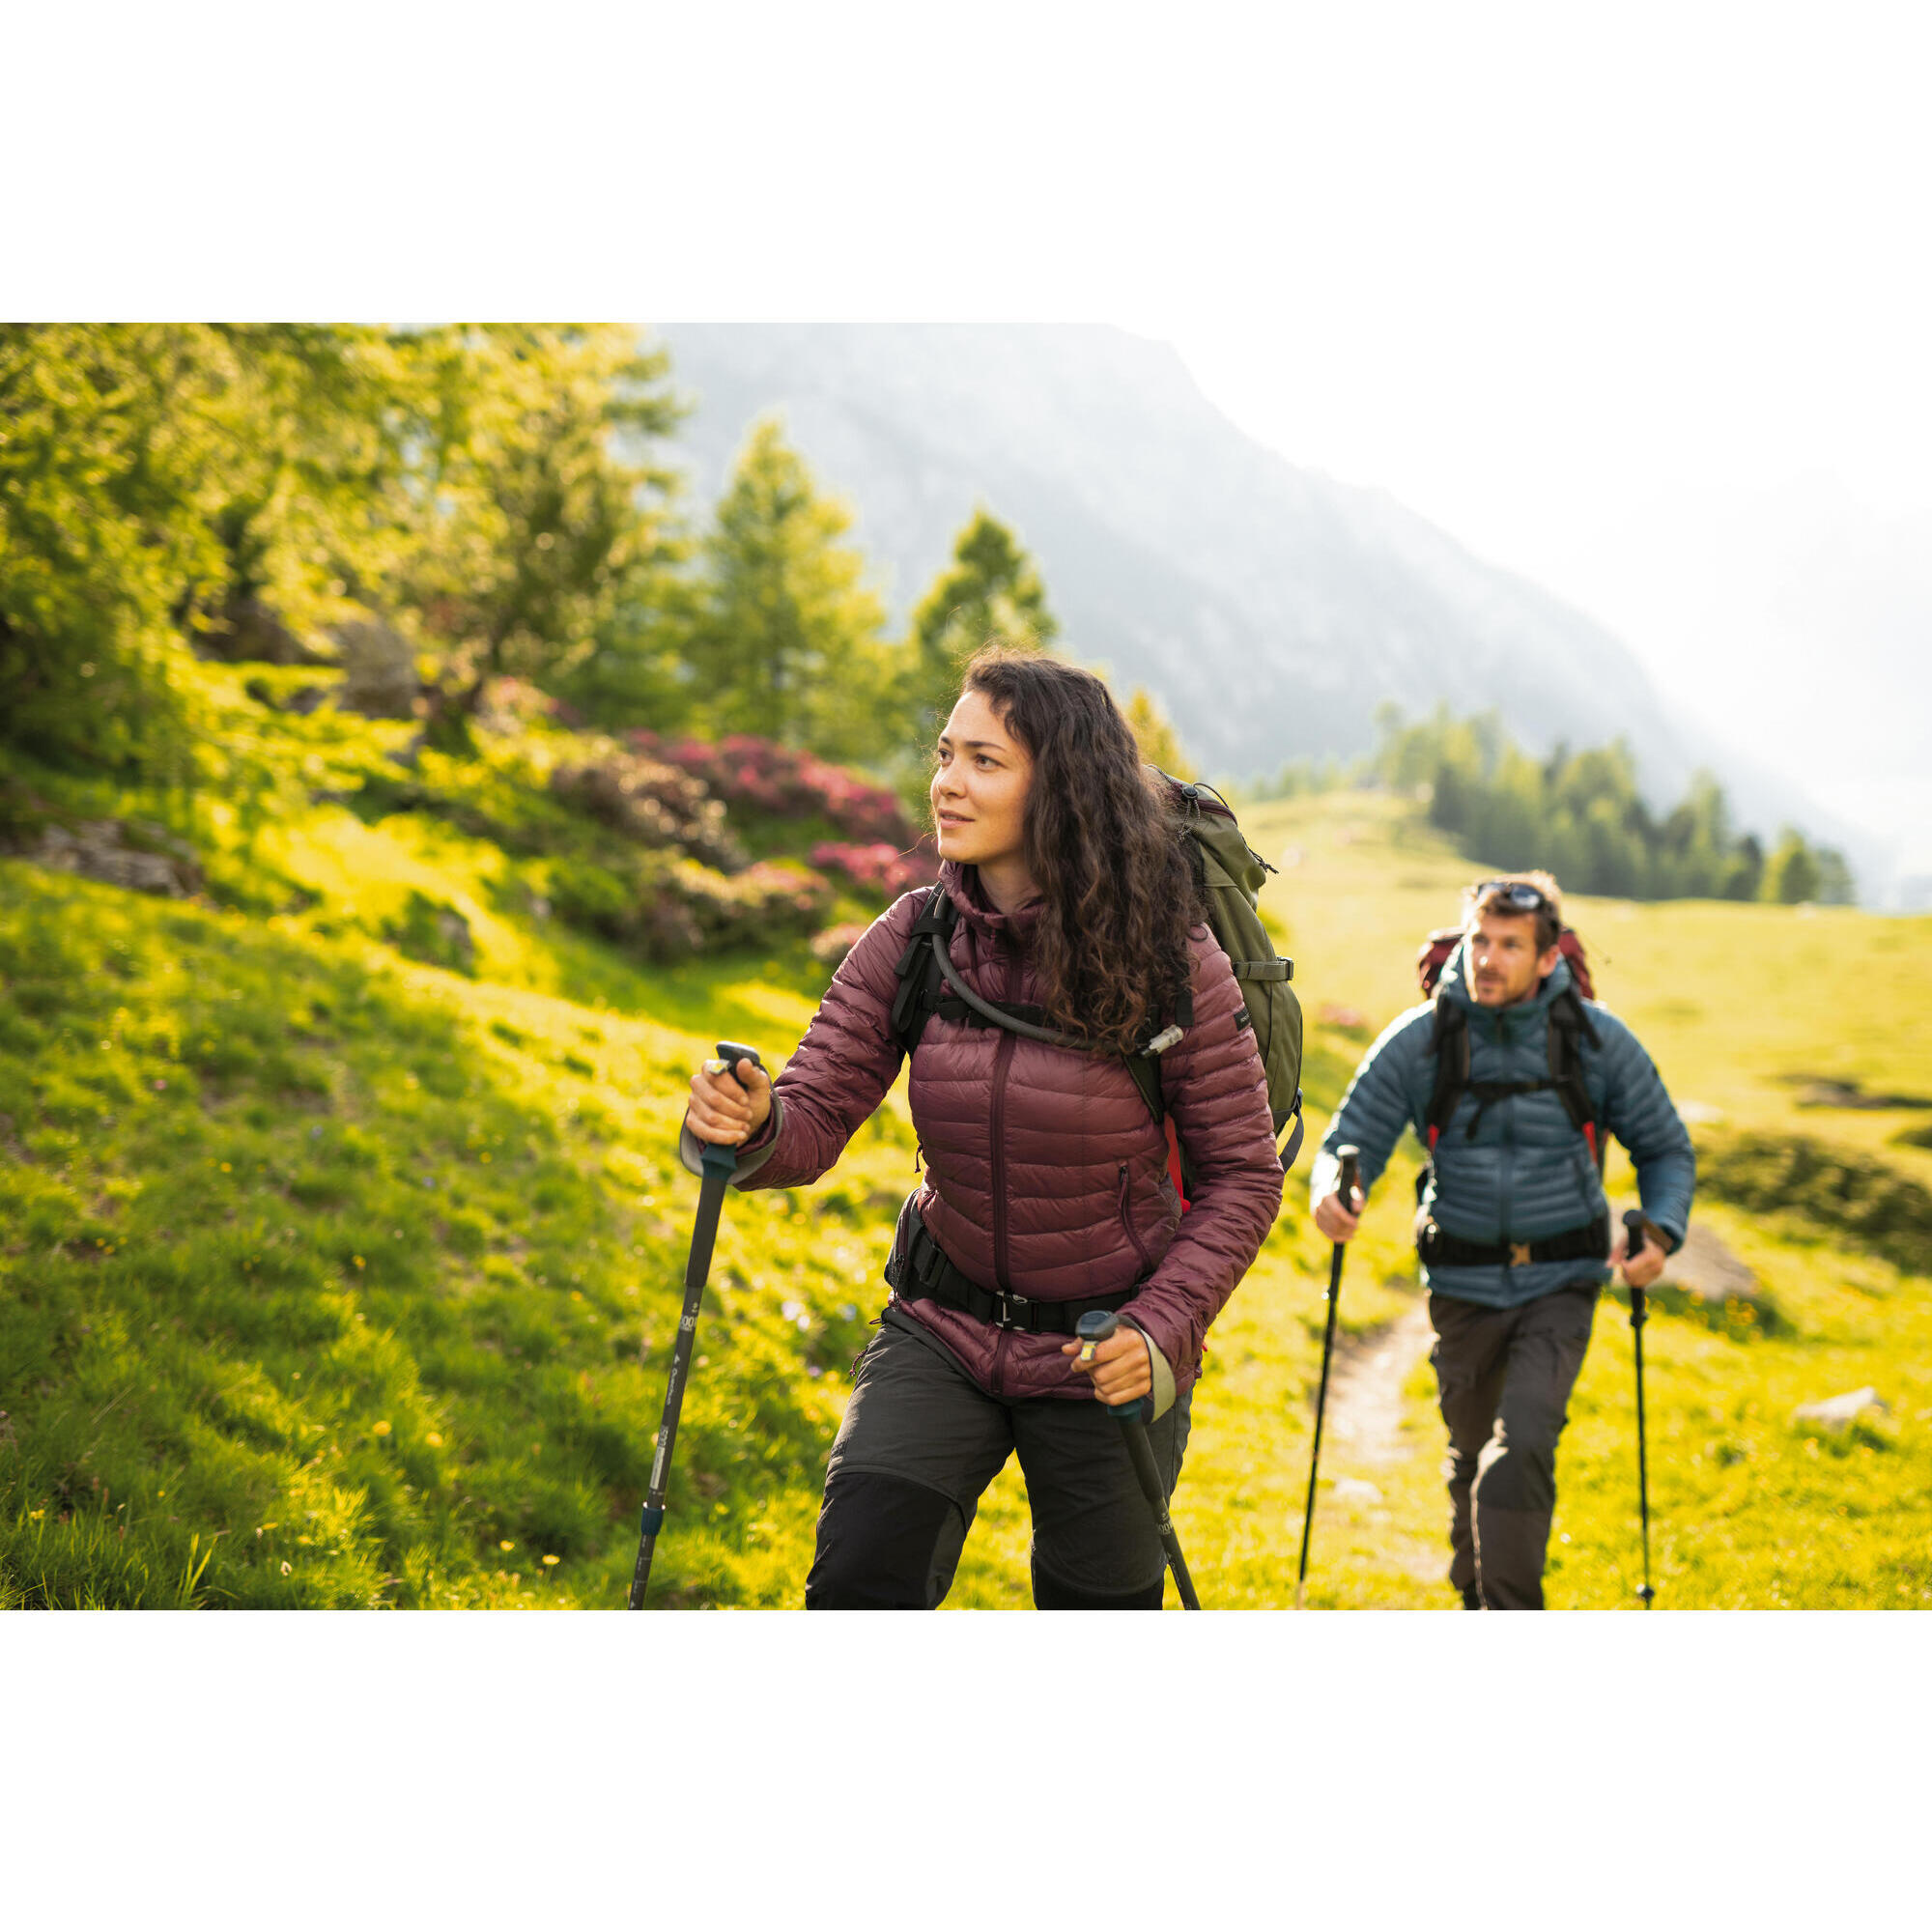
[192,592,324,665]
[21,820,203,897]
[332,619,420,720]
[1793,1387,1889,1432]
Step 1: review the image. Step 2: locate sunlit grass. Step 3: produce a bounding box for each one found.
[5,741,1929,1609]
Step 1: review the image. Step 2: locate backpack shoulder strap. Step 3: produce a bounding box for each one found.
[1548,984,1605,1169]
[889,887,957,1059]
[1424,995,1469,1151]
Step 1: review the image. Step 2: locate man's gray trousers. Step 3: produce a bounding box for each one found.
[1428,1283,1599,1609]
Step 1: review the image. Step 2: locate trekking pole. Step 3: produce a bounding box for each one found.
[628,1040,764,1609]
[1296,1146,1360,1610]
[1074,1311,1201,1610]
[1622,1209,1658,1609]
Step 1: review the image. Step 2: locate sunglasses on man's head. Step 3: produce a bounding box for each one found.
[1474,879,1551,914]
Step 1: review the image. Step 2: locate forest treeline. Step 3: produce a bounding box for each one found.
[1368,705,1855,904]
[0,324,1107,805]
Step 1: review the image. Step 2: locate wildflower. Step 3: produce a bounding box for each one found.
[542,1554,560,1567]
[280,1560,292,1575]
[372,1419,392,1436]
[219,1161,231,1173]
[28,1508,44,1522]
[426,1432,443,1448]
[499,1539,515,1551]
[353,1256,364,1269]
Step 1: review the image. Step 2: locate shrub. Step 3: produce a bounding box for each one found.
[810,922,870,968]
[545,852,830,961]
[634,731,919,845]
[810,838,937,900]
[669,859,833,952]
[545,854,701,961]
[549,753,745,871]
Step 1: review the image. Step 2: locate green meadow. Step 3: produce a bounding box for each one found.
[4,700,1929,1608]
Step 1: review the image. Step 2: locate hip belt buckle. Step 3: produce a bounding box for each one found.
[989,1287,1032,1330]
[1509,1240,1533,1268]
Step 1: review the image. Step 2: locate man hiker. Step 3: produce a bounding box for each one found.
[1310,872,1695,1609]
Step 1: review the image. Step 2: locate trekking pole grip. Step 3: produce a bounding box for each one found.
[1622,1209,1649,1326]
[702,1041,765,1178]
[1337,1146,1360,1216]
[1074,1310,1149,1425]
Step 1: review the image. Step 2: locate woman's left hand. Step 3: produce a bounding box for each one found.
[1063,1326,1152,1406]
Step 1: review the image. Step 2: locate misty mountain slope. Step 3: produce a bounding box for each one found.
[649,324,1862,867]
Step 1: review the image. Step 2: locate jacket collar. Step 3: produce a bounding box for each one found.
[941,860,1043,945]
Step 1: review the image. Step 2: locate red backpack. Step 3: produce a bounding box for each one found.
[1415,924,1595,1002]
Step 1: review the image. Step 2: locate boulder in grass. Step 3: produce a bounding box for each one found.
[27,820,202,898]
[333,619,420,720]
[1792,1387,1889,1432]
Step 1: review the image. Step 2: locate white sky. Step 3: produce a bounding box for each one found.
[15,1,1931,882]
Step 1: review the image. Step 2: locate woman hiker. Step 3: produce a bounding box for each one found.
[682,648,1284,1608]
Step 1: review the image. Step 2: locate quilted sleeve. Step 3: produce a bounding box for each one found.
[1596,1009,1696,1248]
[1307,1004,1434,1210]
[714,893,922,1193]
[1118,930,1285,1375]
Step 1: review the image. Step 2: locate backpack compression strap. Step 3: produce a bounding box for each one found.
[1424,986,1603,1166]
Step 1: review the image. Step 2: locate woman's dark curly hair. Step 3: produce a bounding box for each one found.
[956,647,1201,1056]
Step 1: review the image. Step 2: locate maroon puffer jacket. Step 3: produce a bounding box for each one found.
[727,862,1284,1399]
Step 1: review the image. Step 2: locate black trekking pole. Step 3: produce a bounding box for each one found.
[1074,1310,1201,1610]
[628,1040,763,1609]
[1622,1208,1658,1609]
[1296,1146,1360,1610]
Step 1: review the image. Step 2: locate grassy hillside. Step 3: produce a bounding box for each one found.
[5,724,1929,1609]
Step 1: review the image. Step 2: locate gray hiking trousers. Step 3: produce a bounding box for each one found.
[1429,1283,1599,1610]
[806,1306,1193,1609]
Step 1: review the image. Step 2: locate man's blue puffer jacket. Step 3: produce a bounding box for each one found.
[1308,937,1695,1309]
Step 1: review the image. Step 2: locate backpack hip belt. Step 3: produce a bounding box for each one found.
[885,1200,1140,1335]
[1416,1211,1609,1270]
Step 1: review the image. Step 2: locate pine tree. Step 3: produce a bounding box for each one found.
[904,509,1059,743]
[682,417,895,760]
[1123,687,1195,779]
[1765,828,1824,904]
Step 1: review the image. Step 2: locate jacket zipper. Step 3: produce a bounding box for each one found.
[988,931,1021,1293]
[1495,1009,1514,1244]
[1118,1163,1156,1277]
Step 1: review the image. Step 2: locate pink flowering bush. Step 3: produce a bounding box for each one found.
[810,922,870,969]
[632,730,920,845]
[670,858,834,951]
[810,838,938,901]
[550,753,746,871]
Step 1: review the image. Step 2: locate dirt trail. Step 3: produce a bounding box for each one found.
[1322,1301,1435,1465]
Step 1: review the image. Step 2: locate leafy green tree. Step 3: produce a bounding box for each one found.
[681,417,895,759]
[0,326,228,773]
[904,508,1058,741]
[403,327,686,742]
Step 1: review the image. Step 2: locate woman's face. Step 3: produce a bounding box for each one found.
[931,687,1034,874]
